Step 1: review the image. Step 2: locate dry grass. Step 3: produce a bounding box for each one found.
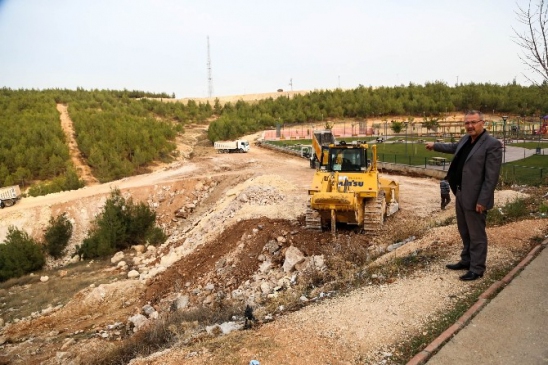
[89,302,247,365]
[0,258,124,323]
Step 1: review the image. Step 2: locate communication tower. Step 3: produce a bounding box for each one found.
[207,36,213,97]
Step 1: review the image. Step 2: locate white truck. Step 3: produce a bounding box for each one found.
[214,140,250,153]
[0,185,21,208]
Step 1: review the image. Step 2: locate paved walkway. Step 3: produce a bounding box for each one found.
[503,145,542,163]
[424,145,546,172]
[407,241,548,365]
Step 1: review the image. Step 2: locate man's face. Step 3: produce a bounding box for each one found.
[464,113,484,138]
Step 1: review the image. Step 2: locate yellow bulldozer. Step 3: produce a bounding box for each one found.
[306,131,399,233]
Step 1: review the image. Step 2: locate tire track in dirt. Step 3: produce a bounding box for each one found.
[57,103,100,186]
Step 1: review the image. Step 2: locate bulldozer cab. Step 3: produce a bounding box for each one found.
[324,143,368,172]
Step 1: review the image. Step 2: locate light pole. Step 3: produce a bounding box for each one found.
[502,115,508,163]
[405,121,408,155]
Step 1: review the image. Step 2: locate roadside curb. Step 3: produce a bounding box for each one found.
[406,239,548,365]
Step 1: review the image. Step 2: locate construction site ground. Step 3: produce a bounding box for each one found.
[0,119,546,364]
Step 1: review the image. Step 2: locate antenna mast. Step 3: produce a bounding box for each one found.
[207,36,213,97]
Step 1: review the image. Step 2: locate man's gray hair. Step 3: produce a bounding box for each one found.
[465,110,484,121]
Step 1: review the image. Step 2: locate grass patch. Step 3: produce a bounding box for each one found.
[264,138,449,166]
[488,195,547,226]
[0,258,124,323]
[434,215,457,227]
[385,214,430,245]
[500,155,548,186]
[510,141,548,149]
[90,313,183,365]
[266,137,547,174]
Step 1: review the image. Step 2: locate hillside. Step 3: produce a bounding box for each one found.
[177,89,310,105]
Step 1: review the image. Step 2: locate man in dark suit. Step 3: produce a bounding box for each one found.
[426,110,502,281]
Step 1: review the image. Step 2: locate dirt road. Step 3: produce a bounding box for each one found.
[57,103,100,186]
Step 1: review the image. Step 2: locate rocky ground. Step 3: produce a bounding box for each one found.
[0,125,546,365]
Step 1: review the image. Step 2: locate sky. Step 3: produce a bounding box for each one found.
[0,0,537,99]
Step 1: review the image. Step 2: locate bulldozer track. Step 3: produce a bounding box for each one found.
[363,191,386,232]
[305,206,322,230]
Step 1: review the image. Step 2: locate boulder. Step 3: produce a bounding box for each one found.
[111,251,125,264]
[128,313,148,332]
[282,246,305,273]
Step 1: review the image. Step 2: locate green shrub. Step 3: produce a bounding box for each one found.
[488,197,530,226]
[27,168,85,197]
[504,198,529,219]
[44,213,73,259]
[146,226,168,246]
[487,208,505,226]
[539,202,548,214]
[77,189,166,259]
[0,226,45,282]
[78,230,118,259]
[126,202,157,246]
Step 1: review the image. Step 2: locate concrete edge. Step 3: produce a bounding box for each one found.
[406,239,548,365]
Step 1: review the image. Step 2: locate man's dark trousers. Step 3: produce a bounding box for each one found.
[455,190,487,275]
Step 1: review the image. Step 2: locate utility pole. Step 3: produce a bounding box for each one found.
[207,36,213,98]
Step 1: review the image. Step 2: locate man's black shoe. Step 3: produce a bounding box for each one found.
[446,262,470,270]
[459,271,483,281]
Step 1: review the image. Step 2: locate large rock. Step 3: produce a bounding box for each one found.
[133,245,146,254]
[142,304,156,316]
[111,251,125,264]
[282,246,305,273]
[128,313,148,332]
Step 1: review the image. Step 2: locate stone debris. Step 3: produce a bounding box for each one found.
[387,236,416,252]
[212,321,243,335]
